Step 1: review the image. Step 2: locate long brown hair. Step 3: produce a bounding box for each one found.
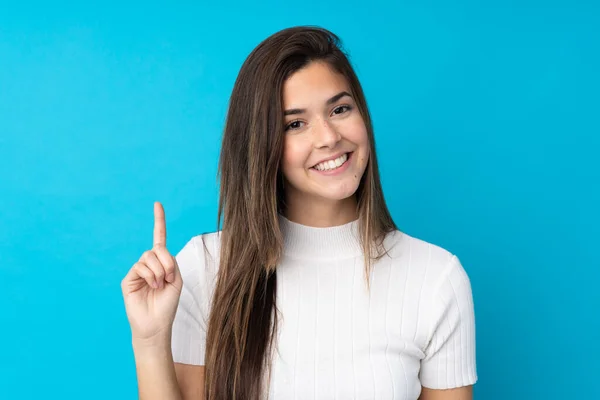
[205,25,397,399]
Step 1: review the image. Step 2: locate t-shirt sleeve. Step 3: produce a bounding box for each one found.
[420,255,478,389]
[171,236,210,365]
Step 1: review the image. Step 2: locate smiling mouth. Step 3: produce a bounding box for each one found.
[312,152,352,171]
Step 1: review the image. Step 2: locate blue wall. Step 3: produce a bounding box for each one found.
[1,1,598,398]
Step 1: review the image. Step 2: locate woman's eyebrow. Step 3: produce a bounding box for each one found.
[284,91,352,116]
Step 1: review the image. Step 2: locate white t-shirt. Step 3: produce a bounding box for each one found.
[171,215,477,399]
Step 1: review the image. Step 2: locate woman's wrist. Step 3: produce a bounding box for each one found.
[132,331,172,354]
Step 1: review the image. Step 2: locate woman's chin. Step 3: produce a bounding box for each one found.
[313,184,360,202]
[284,175,363,204]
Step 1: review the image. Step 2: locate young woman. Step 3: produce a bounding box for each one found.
[121,26,477,400]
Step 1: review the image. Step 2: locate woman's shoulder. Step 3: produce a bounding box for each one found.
[382,229,469,289]
[384,229,454,264]
[189,230,222,258]
[382,230,475,339]
[174,231,222,286]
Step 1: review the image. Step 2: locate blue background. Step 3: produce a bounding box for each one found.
[1,1,598,398]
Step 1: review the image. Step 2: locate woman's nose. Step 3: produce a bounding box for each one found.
[313,119,341,148]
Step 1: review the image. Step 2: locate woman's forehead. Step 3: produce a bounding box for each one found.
[283,63,350,109]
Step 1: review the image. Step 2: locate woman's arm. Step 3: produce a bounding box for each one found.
[420,256,477,393]
[174,363,205,400]
[133,340,206,400]
[133,340,183,400]
[419,385,473,400]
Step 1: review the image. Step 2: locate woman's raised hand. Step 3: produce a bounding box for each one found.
[121,202,184,344]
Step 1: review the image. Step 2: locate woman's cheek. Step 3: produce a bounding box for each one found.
[284,138,308,168]
[281,142,303,181]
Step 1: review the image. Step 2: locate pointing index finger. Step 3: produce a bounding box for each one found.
[153,201,167,248]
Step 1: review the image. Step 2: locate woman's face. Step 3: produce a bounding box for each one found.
[281,61,370,210]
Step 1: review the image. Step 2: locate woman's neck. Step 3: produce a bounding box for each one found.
[278,213,362,259]
[283,194,358,227]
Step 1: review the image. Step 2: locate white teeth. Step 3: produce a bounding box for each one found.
[314,153,348,171]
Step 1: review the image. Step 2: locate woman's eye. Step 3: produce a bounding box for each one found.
[333,105,352,115]
[285,106,352,131]
[285,120,303,131]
